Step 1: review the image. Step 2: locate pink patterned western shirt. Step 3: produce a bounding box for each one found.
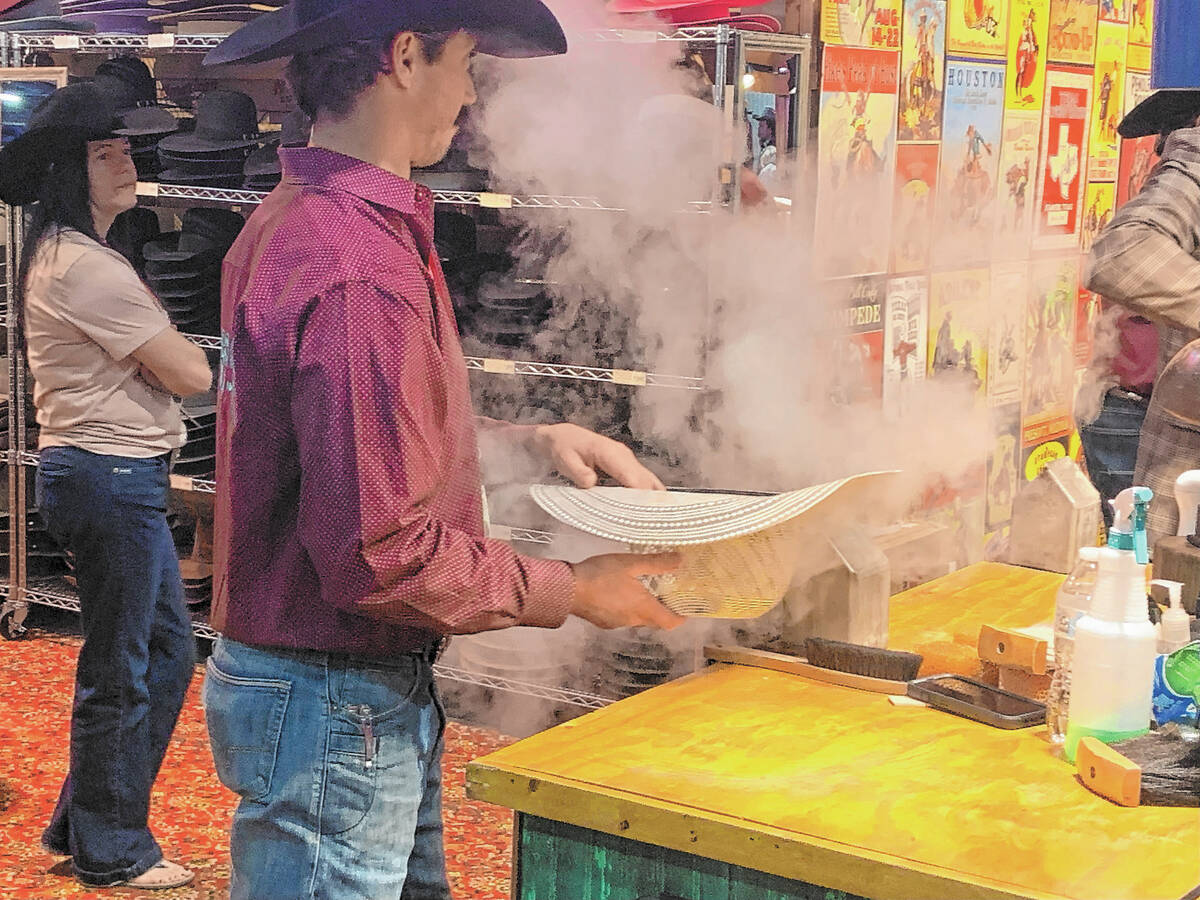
[212,148,574,656]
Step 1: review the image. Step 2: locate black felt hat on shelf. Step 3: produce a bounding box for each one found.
[155,89,260,187]
[141,207,243,336]
[106,206,161,277]
[241,108,310,191]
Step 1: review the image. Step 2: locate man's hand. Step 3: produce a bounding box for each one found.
[532,423,665,490]
[570,552,686,630]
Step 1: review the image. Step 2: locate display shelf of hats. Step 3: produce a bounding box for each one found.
[7,31,224,51]
[25,575,223,639]
[20,571,619,707]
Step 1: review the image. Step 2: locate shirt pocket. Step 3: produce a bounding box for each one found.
[203,658,291,803]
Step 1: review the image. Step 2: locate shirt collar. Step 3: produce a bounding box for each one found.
[279,146,435,233]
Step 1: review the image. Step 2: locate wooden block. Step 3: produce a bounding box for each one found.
[977,624,1049,674]
[888,695,927,708]
[977,659,1001,686]
[1076,737,1141,807]
[997,665,1052,702]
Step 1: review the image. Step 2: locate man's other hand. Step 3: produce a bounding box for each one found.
[570,552,685,630]
[532,423,665,490]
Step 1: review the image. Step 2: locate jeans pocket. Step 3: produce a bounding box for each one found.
[319,657,424,836]
[203,658,291,803]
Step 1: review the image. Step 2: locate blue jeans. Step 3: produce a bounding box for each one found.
[1079,388,1150,527]
[204,637,450,900]
[36,446,194,885]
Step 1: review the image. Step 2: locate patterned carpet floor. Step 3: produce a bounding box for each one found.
[0,628,516,899]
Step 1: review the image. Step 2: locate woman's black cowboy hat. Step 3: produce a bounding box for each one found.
[0,83,122,205]
[203,0,568,66]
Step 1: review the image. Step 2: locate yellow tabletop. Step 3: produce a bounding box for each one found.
[467,564,1200,900]
[888,561,1064,675]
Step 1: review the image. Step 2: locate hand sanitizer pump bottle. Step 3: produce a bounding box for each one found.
[1065,488,1158,763]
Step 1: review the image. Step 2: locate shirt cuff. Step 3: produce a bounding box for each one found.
[519,558,575,628]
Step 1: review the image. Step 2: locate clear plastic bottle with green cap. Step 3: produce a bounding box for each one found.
[1065,487,1158,763]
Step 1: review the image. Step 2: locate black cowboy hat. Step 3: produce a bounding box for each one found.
[158,89,260,153]
[0,83,121,205]
[1118,90,1200,139]
[203,0,568,67]
[0,0,95,31]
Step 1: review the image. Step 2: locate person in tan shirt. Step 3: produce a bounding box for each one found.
[0,83,211,890]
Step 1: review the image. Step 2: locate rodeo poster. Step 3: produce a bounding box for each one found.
[891,142,940,272]
[928,267,990,405]
[1047,0,1098,65]
[935,59,1006,266]
[1087,19,1127,181]
[1126,0,1152,70]
[898,0,946,140]
[1022,255,1079,446]
[987,262,1028,407]
[993,110,1042,256]
[947,0,1008,57]
[816,45,899,277]
[821,0,905,48]
[883,275,929,418]
[1034,66,1091,249]
[1005,0,1050,111]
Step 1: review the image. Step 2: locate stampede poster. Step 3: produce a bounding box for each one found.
[1127,0,1152,70]
[891,142,940,272]
[898,0,946,140]
[993,111,1041,257]
[936,59,1006,266]
[822,0,904,48]
[1022,256,1078,446]
[1047,0,1098,65]
[824,276,886,405]
[987,263,1028,405]
[947,0,1008,57]
[1034,67,1091,249]
[928,268,990,404]
[1005,0,1051,112]
[1079,179,1115,252]
[987,404,1021,528]
[1088,20,1128,182]
[884,275,929,417]
[1116,71,1157,207]
[816,47,899,276]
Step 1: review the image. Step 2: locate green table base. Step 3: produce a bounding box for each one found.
[515,813,864,900]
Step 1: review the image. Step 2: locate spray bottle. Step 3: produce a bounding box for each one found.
[1064,487,1158,763]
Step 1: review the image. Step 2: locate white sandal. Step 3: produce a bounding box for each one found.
[113,859,195,890]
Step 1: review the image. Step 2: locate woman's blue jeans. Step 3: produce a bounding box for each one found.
[204,637,451,900]
[36,446,195,885]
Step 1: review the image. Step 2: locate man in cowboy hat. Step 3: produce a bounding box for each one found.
[1084,85,1200,544]
[202,3,684,898]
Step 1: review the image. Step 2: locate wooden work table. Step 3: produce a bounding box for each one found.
[466,563,1200,900]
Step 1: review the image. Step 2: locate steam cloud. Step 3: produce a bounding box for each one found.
[447,1,1087,735]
